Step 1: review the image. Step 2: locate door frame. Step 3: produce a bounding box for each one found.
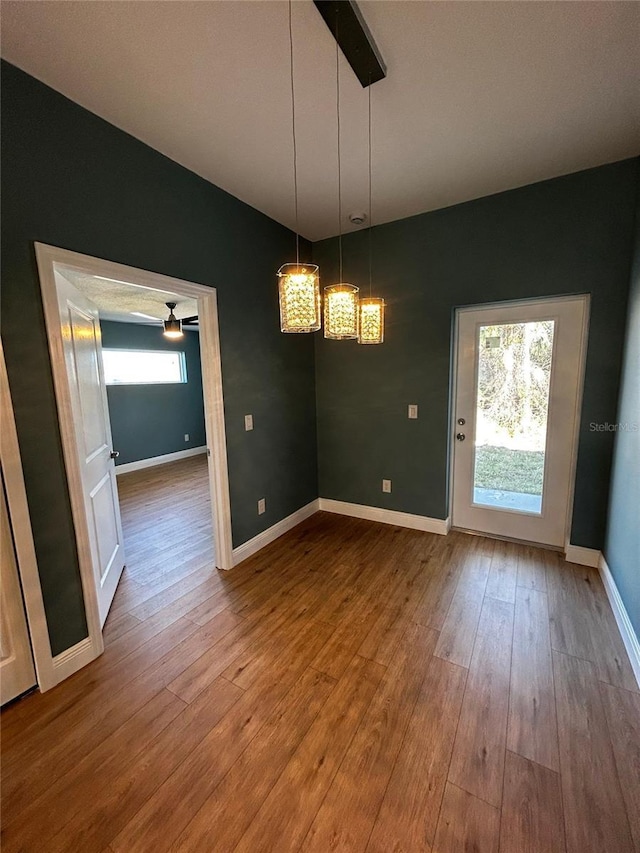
[448,294,590,550]
[0,340,56,691]
[35,243,234,679]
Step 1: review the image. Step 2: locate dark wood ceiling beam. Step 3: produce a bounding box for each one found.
[313,0,386,88]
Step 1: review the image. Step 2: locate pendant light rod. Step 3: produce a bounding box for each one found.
[323,9,359,341]
[277,0,320,334]
[336,15,343,283]
[368,74,372,298]
[357,70,384,346]
[288,0,300,264]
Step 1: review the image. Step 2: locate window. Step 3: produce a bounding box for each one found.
[102,349,187,385]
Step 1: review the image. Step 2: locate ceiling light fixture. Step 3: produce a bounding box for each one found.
[358,76,384,345]
[278,0,321,334]
[163,302,183,339]
[324,16,359,341]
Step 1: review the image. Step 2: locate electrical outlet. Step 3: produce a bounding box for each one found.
[257,497,266,515]
[382,479,392,493]
[245,414,254,431]
[408,404,418,419]
[184,433,190,442]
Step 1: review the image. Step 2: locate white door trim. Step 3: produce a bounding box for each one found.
[0,341,57,692]
[35,243,233,680]
[449,294,589,549]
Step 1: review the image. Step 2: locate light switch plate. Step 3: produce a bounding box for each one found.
[408,404,418,419]
[257,497,266,515]
[245,414,254,431]
[382,479,392,493]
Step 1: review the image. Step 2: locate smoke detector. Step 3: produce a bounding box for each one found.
[348,212,367,226]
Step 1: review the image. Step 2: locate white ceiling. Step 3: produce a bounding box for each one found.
[58,269,198,326]
[2,1,639,241]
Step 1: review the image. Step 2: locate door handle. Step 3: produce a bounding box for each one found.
[456,433,465,442]
[110,450,120,459]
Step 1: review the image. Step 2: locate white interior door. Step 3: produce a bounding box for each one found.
[452,296,587,547]
[1,473,37,705]
[55,272,126,625]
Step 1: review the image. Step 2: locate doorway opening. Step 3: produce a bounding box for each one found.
[67,272,215,636]
[35,243,232,671]
[451,295,589,548]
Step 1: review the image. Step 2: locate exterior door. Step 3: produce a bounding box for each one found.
[1,473,36,705]
[452,296,587,547]
[55,271,126,625]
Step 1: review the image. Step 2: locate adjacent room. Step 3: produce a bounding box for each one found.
[66,271,215,624]
[1,2,638,852]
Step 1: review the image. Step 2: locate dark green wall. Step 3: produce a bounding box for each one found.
[2,59,637,659]
[1,61,318,655]
[313,159,639,550]
[100,322,206,465]
[604,193,640,637]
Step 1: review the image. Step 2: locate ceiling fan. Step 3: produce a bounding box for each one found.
[163,302,199,339]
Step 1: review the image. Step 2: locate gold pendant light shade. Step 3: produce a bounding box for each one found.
[277,2,385,344]
[323,284,359,339]
[358,297,385,344]
[277,264,321,333]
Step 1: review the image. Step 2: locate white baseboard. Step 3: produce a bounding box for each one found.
[230,498,449,568]
[51,636,98,686]
[232,499,320,566]
[565,544,601,567]
[115,446,207,475]
[599,555,640,688]
[318,498,450,536]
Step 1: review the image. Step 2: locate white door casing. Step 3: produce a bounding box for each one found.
[35,242,233,684]
[1,472,37,705]
[1,339,57,692]
[54,270,126,626]
[452,296,588,547]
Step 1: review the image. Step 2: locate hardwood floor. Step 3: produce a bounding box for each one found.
[2,457,638,853]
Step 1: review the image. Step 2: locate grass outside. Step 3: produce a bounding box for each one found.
[474,445,544,495]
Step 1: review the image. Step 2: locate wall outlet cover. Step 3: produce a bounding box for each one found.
[184,433,190,441]
[245,414,254,431]
[382,479,392,493]
[408,404,418,419]
[257,497,266,515]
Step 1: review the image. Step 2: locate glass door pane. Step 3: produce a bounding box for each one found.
[473,320,554,514]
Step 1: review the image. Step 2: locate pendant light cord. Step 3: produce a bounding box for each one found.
[288,0,300,265]
[336,16,343,282]
[368,75,372,298]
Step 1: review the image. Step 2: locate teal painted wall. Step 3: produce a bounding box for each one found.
[100,322,206,466]
[313,159,639,551]
[604,193,640,637]
[1,62,318,655]
[2,58,637,658]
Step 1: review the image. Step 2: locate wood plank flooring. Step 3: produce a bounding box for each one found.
[2,456,638,853]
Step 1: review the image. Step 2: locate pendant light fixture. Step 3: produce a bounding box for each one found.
[278,0,321,334]
[324,17,359,340]
[163,302,184,339]
[358,77,384,345]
